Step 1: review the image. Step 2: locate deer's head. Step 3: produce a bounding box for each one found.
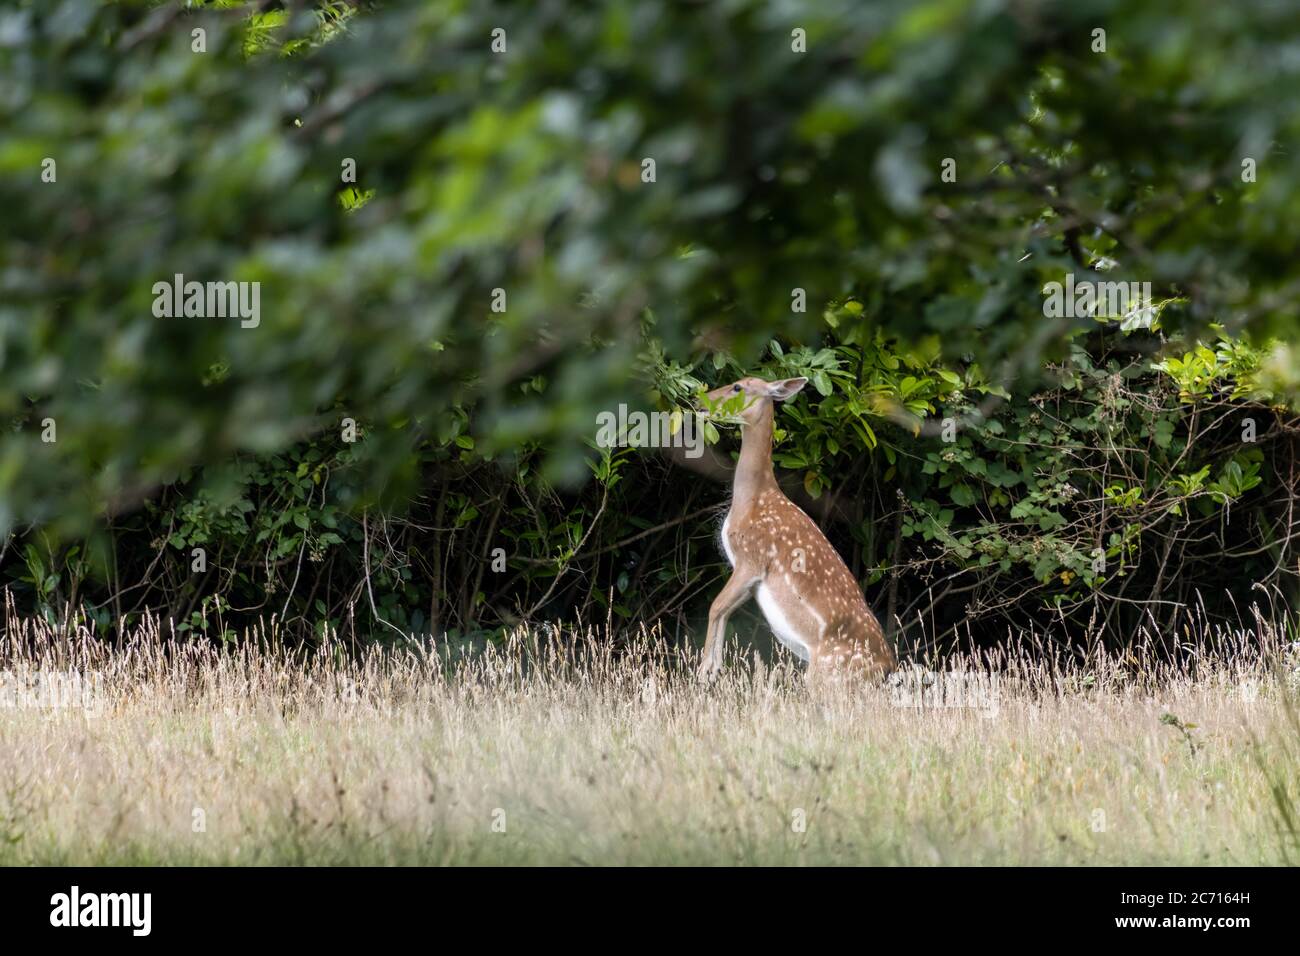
[699,376,808,426]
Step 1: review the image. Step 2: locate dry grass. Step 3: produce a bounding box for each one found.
[1,610,1298,865]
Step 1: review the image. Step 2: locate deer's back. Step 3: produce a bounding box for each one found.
[722,490,894,673]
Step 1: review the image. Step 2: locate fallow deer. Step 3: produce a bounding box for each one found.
[697,376,896,681]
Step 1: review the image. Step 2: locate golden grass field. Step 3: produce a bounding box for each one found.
[1,612,1297,865]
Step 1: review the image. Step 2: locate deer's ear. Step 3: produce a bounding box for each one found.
[766,377,808,401]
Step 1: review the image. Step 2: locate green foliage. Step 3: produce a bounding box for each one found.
[5,0,1300,532]
[8,313,1289,653]
[3,1,1300,651]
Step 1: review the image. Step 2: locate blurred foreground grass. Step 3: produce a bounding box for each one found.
[1,616,1297,865]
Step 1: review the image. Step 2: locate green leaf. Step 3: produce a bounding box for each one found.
[951,484,976,506]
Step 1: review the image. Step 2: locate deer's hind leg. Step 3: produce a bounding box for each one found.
[806,619,895,684]
[699,570,758,681]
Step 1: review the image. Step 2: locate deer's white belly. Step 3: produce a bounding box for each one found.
[720,511,736,566]
[755,583,811,662]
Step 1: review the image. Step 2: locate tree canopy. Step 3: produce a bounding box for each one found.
[3,2,1300,650]
[4,0,1299,533]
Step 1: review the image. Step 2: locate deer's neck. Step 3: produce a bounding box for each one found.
[731,401,779,512]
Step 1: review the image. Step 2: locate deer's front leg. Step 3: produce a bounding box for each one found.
[699,571,757,681]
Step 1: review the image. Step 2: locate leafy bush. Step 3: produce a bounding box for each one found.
[6,314,1293,657]
[4,2,1300,655]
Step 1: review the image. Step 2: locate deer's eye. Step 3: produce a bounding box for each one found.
[732,384,742,393]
